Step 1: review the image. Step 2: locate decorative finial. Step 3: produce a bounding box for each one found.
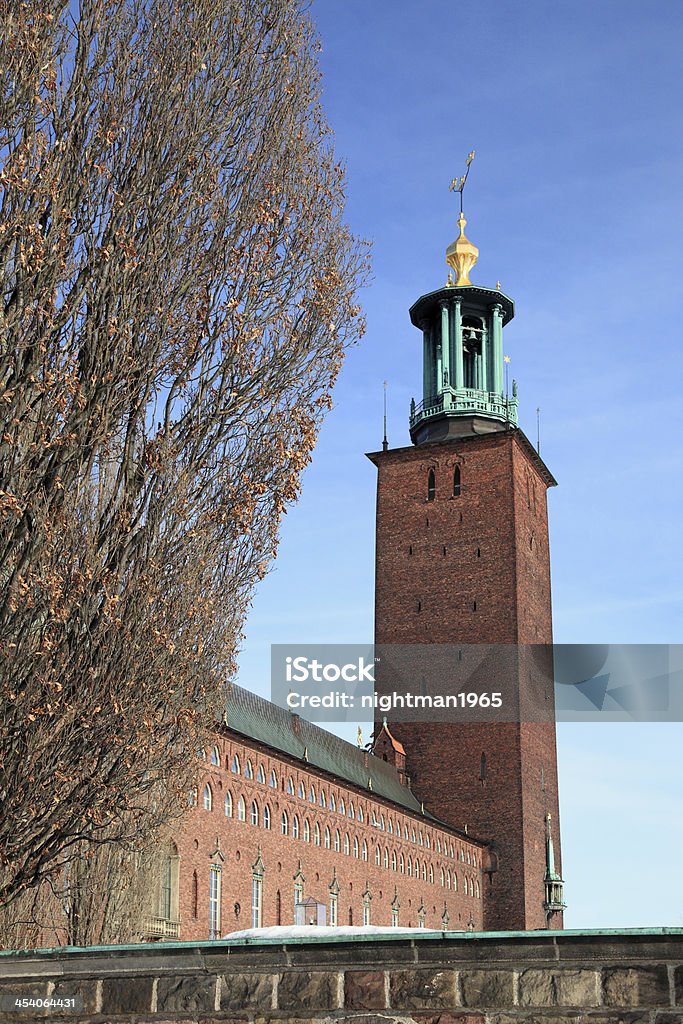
[446,151,479,286]
[357,726,363,748]
[496,280,501,290]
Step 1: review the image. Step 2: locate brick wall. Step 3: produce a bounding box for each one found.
[1,929,681,1022]
[369,429,562,931]
[175,731,486,939]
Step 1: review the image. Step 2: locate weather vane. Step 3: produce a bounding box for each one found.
[448,150,475,213]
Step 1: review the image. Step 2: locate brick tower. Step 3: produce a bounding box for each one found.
[368,192,565,930]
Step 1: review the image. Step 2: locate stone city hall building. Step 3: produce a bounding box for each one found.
[159,203,566,941]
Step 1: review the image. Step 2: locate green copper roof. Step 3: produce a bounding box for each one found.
[223,685,424,817]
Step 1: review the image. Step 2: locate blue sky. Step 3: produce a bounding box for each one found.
[238,0,683,928]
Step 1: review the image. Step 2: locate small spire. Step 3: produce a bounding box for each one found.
[382,381,388,452]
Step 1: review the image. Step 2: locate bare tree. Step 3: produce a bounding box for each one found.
[0,0,368,921]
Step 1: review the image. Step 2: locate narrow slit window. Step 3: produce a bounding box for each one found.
[427,469,435,501]
[453,466,461,497]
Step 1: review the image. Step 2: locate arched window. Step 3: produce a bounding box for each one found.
[383,848,389,869]
[298,781,305,799]
[425,834,431,849]
[203,784,213,811]
[334,829,341,853]
[388,819,393,835]
[292,814,300,839]
[427,468,436,501]
[269,769,278,789]
[422,862,427,881]
[224,792,233,817]
[414,858,419,878]
[362,840,368,862]
[453,871,458,892]
[210,746,220,766]
[309,786,316,804]
[404,825,409,841]
[440,867,445,887]
[380,814,385,831]
[411,829,416,844]
[419,832,423,846]
[314,823,321,846]
[407,857,412,877]
[329,793,336,812]
[446,870,451,889]
[209,864,222,938]
[244,759,254,780]
[324,826,331,849]
[348,802,355,819]
[344,833,350,856]
[358,807,364,823]
[436,838,442,853]
[319,790,326,808]
[339,798,346,816]
[429,864,434,884]
[375,845,381,866]
[400,853,405,874]
[237,796,246,821]
[353,836,359,858]
[286,775,294,794]
[303,819,310,843]
[263,805,271,830]
[475,880,480,898]
[250,800,258,826]
[281,811,289,836]
[453,465,461,497]
[231,754,240,774]
[256,764,265,784]
[391,850,397,871]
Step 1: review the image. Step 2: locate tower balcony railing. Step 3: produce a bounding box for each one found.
[410,387,518,428]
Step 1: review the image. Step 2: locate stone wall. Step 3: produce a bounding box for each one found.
[1,929,681,1023]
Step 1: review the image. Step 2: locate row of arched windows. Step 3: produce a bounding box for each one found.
[427,465,461,501]
[197,789,480,894]
[199,781,477,863]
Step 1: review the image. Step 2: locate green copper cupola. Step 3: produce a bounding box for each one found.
[408,157,518,445]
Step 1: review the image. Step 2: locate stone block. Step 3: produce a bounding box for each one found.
[519,970,555,1006]
[0,982,50,1019]
[390,969,457,1010]
[603,966,670,1007]
[156,974,216,1012]
[460,969,515,1008]
[100,976,153,1014]
[276,970,338,1011]
[555,970,600,1006]
[51,980,99,1014]
[519,969,599,1007]
[344,970,386,1010]
[220,972,273,1011]
[675,966,683,1006]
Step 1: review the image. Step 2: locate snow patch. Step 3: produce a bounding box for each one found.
[223,924,444,940]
